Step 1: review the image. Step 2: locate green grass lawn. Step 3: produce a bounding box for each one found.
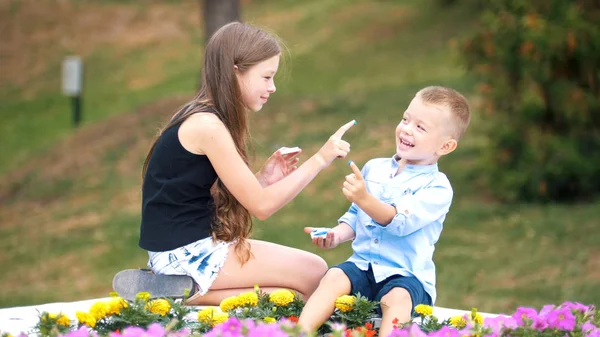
[1,0,599,314]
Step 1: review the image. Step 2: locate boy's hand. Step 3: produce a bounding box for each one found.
[304,227,340,249]
[342,161,368,204]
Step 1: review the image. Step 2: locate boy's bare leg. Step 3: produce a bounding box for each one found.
[298,268,352,333]
[379,288,413,337]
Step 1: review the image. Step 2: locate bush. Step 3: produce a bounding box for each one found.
[458,0,600,202]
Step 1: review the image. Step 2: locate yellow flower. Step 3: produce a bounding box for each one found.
[56,314,71,327]
[473,313,483,325]
[136,292,151,302]
[264,317,276,324]
[147,299,171,316]
[236,291,258,307]
[76,311,97,328]
[89,301,109,320]
[197,307,229,327]
[335,295,356,313]
[450,315,467,329]
[42,313,56,323]
[415,304,433,317]
[106,297,128,316]
[220,296,239,312]
[269,289,295,307]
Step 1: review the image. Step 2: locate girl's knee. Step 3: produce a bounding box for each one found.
[307,254,328,274]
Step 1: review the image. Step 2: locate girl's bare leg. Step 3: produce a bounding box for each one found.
[189,239,327,305]
[186,287,303,305]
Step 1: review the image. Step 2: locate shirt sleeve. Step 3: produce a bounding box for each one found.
[338,202,359,232]
[337,160,372,232]
[382,180,453,237]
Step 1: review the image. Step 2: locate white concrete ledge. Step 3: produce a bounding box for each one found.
[0,297,500,336]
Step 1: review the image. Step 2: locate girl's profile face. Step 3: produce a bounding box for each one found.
[235,54,280,112]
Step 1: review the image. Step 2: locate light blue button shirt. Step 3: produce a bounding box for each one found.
[338,156,453,304]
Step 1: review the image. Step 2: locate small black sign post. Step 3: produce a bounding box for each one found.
[62,56,83,127]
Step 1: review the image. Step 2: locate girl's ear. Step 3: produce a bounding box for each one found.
[233,65,239,71]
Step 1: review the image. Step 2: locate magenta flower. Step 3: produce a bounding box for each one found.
[581,322,597,336]
[588,328,600,337]
[546,307,576,331]
[246,323,288,337]
[121,327,146,337]
[408,324,427,337]
[512,307,538,326]
[204,318,245,337]
[167,328,191,337]
[434,325,460,337]
[561,302,591,314]
[146,323,166,337]
[387,327,410,337]
[483,315,517,330]
[540,305,556,316]
[64,326,91,337]
[532,316,549,330]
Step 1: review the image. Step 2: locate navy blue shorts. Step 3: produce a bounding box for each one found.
[333,261,432,315]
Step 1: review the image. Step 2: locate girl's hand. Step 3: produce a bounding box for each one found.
[314,120,356,167]
[256,150,301,187]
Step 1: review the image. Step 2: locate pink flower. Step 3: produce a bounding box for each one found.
[387,328,410,337]
[483,315,517,330]
[121,327,146,337]
[434,326,460,337]
[561,302,591,313]
[146,323,166,337]
[539,305,556,316]
[532,316,549,330]
[64,326,91,337]
[581,322,597,335]
[512,307,538,326]
[546,307,576,331]
[408,324,427,337]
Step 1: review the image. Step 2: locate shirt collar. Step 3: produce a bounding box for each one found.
[390,154,439,174]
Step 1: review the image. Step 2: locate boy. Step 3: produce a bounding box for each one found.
[298,86,471,337]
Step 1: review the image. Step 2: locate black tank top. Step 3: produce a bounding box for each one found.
[139,115,218,252]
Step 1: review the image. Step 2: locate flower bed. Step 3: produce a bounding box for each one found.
[2,286,597,337]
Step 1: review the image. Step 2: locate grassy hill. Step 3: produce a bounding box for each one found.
[1,0,599,314]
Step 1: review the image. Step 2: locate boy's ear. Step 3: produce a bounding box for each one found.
[438,138,458,156]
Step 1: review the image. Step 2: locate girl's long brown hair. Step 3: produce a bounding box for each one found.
[142,22,281,264]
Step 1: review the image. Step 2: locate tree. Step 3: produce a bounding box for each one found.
[459,0,600,202]
[202,0,240,43]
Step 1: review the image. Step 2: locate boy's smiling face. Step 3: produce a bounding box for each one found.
[395,94,457,165]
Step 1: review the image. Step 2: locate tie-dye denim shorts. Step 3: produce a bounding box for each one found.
[147,236,232,296]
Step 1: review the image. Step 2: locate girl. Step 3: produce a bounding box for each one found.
[113,22,356,305]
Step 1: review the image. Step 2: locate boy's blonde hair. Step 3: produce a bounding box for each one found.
[417,86,471,141]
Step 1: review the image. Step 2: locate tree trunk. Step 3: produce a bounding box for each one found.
[202,0,240,43]
[199,0,240,88]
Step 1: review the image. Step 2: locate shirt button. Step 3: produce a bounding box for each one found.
[404,209,410,215]
[374,239,379,244]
